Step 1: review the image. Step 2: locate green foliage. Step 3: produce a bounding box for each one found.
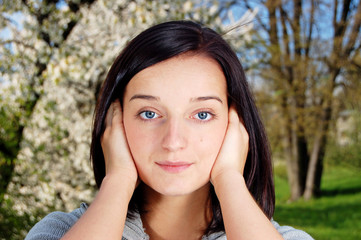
[0,100,21,201]
[273,164,290,203]
[0,103,21,153]
[0,198,46,240]
[274,165,361,240]
[324,141,361,169]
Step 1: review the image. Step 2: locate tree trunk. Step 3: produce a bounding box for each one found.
[286,132,309,200]
[303,131,322,200]
[284,94,309,200]
[304,92,333,199]
[284,127,302,200]
[285,134,309,200]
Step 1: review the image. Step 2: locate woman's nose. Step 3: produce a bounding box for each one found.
[161,118,187,152]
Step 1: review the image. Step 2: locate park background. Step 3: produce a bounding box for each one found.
[0,0,360,239]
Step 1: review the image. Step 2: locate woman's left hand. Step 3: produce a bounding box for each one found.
[210,105,249,184]
[210,108,283,240]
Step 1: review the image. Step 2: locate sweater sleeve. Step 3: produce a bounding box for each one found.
[271,219,314,240]
[25,203,87,240]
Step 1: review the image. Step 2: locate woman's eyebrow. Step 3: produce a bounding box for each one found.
[190,96,223,104]
[129,94,223,104]
[129,94,160,102]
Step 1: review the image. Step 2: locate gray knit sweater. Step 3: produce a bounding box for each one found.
[25,203,313,240]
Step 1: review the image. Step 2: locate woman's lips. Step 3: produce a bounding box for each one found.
[156,161,193,173]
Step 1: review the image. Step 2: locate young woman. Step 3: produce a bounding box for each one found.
[26,20,313,240]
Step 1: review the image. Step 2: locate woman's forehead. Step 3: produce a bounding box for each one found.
[124,54,227,102]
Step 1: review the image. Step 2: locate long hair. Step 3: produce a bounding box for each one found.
[90,20,274,234]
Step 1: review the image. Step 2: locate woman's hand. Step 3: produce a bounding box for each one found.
[101,99,138,186]
[62,100,139,239]
[210,105,249,184]
[210,106,283,240]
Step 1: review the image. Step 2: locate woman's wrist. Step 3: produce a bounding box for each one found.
[212,170,246,193]
[101,172,137,200]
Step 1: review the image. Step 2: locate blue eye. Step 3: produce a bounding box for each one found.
[195,112,212,121]
[139,111,158,120]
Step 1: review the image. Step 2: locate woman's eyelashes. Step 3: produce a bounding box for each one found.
[136,108,217,123]
[139,110,160,121]
[191,111,216,122]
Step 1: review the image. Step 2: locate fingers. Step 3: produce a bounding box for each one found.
[228,105,240,124]
[102,99,122,148]
[226,105,249,175]
[228,105,249,142]
[104,99,122,128]
[210,106,249,182]
[105,102,113,128]
[101,100,136,178]
[111,99,123,128]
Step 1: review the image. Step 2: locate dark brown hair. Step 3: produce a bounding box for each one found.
[90,20,274,234]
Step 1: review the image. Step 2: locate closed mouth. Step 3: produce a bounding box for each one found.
[155,161,193,173]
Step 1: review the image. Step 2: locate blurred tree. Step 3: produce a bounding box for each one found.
[242,0,361,200]
[341,51,361,117]
[334,50,361,145]
[1,1,97,238]
[0,0,96,205]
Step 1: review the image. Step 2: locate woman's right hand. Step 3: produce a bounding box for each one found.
[62,100,138,239]
[101,99,138,187]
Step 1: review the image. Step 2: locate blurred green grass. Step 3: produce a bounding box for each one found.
[273,164,361,240]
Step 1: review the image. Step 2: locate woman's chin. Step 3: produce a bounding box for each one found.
[140,178,210,197]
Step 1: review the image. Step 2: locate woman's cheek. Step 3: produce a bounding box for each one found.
[126,126,157,167]
[124,120,143,160]
[201,126,226,165]
[212,123,228,158]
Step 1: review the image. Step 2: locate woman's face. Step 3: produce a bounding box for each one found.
[123,54,228,196]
